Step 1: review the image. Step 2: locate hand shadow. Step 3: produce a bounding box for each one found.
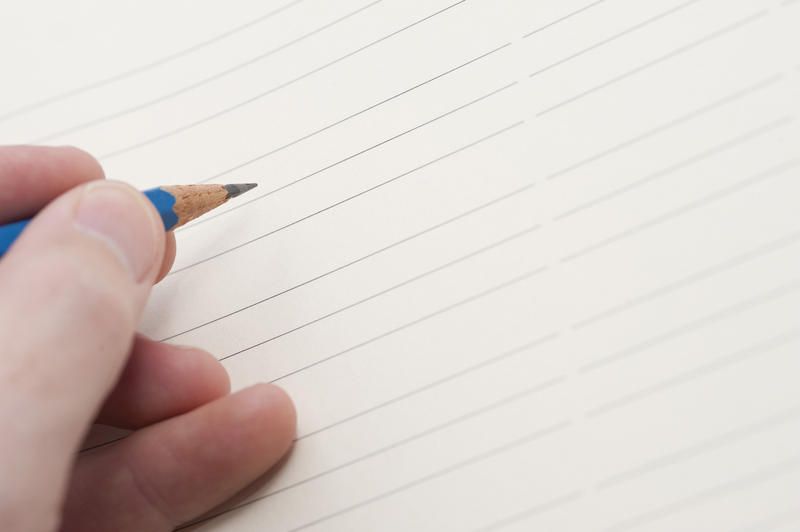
[175,442,297,530]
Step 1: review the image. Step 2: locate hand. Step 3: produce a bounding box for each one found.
[0,146,296,531]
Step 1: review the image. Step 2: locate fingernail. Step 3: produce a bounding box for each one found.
[74,182,161,281]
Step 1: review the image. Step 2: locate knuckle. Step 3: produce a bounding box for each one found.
[124,438,180,529]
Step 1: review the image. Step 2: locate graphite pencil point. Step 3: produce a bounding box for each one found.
[223,183,258,199]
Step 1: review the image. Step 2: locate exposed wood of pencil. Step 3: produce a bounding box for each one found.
[162,184,232,228]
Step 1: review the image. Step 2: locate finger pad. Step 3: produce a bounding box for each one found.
[0,145,105,222]
[156,232,177,283]
[62,385,295,532]
[98,338,230,428]
[130,384,295,523]
[177,384,296,473]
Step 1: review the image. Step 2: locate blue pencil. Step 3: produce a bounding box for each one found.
[0,183,257,258]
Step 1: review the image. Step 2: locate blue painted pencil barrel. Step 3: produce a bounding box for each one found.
[0,187,179,258]
[0,219,29,258]
[144,187,180,230]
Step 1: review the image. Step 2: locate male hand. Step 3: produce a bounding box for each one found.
[0,146,296,531]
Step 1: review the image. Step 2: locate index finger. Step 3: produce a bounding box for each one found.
[0,145,105,223]
[0,145,177,280]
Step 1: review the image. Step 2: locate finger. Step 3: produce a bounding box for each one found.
[97,335,230,429]
[156,231,177,283]
[0,145,104,223]
[61,384,296,532]
[0,180,164,530]
[0,145,177,280]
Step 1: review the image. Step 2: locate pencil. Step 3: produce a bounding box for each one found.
[0,183,257,258]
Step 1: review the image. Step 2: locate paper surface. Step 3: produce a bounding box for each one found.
[2,0,800,530]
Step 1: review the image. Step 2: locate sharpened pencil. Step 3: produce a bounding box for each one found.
[0,183,258,258]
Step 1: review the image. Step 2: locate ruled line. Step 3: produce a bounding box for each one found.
[598,402,800,489]
[208,159,796,381]
[165,171,537,341]
[0,0,307,122]
[80,433,128,453]
[522,0,610,39]
[287,422,571,532]
[573,229,800,330]
[248,265,548,373]
[199,123,795,366]
[468,492,584,532]
[195,3,775,205]
[289,378,566,492]
[298,334,559,440]
[579,277,800,373]
[189,322,800,525]
[192,43,513,186]
[33,2,800,528]
[729,506,800,532]
[555,117,793,220]
[171,73,778,287]
[588,327,800,418]
[529,0,704,79]
[180,336,560,527]
[604,454,800,532]
[161,76,775,341]
[537,10,768,117]
[545,74,783,181]
[34,0,386,142]
[187,73,516,226]
[562,158,800,263]
[100,1,469,159]
[217,224,540,356]
[194,331,800,527]
[163,76,783,340]
[192,377,566,528]
[169,121,524,275]
[171,113,793,364]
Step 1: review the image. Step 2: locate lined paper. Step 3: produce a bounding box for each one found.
[2,0,800,530]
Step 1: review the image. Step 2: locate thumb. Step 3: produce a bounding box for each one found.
[0,180,164,530]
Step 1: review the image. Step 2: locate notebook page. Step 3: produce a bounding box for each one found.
[2,0,800,530]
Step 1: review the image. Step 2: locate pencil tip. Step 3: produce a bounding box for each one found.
[223,183,258,199]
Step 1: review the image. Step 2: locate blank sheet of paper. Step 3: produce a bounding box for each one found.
[2,0,800,530]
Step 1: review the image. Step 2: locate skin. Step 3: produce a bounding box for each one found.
[0,146,297,531]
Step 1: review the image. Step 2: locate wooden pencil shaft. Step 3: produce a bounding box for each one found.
[162,184,231,229]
